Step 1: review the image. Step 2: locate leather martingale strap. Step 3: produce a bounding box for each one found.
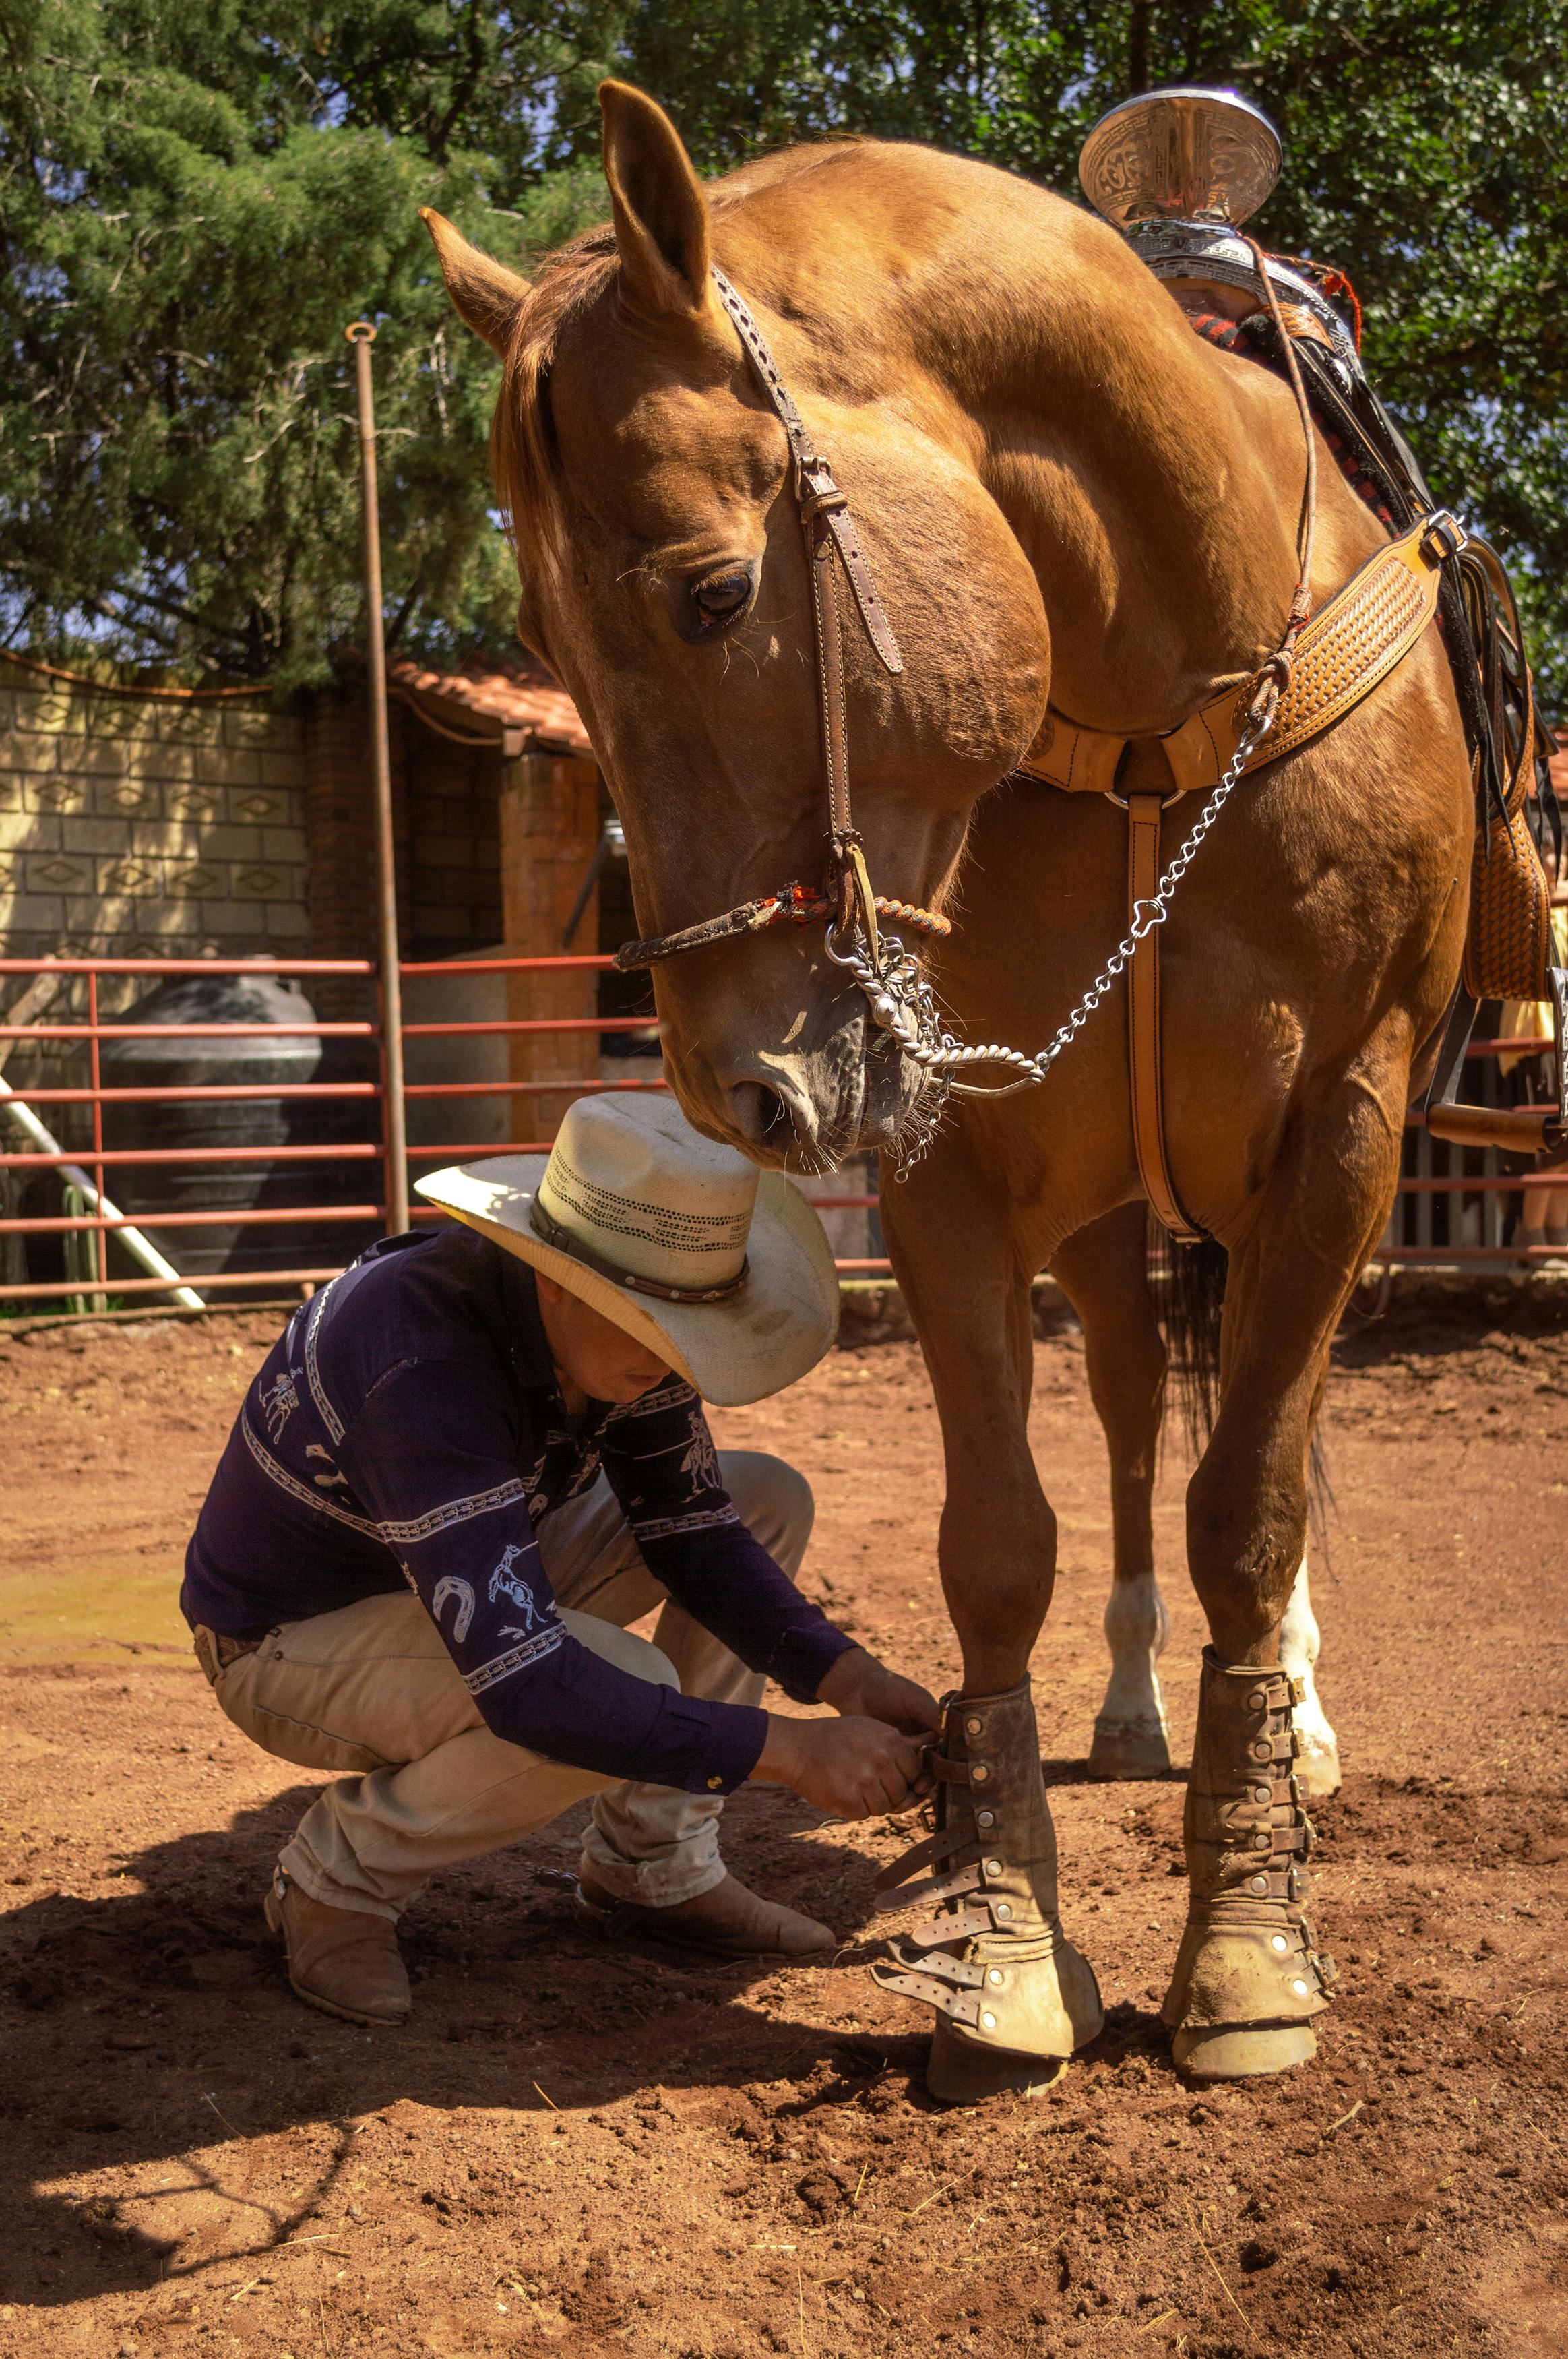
[1015,510,1457,1239]
[1127,793,1201,1241]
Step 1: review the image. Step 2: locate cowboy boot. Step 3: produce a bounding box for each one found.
[1162,1648,1337,2079]
[872,1678,1103,2104]
[265,1866,411,2027]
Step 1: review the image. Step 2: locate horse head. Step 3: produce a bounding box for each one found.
[425,83,1053,1170]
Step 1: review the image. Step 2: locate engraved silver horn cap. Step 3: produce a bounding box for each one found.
[1078,85,1282,231]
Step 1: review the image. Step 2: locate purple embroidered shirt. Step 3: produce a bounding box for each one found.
[181,1229,853,1795]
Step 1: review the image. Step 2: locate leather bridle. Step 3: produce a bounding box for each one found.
[615,267,951,978]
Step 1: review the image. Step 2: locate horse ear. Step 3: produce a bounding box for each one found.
[599,80,711,320]
[420,210,528,357]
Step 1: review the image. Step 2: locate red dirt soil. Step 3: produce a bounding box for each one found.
[0,1279,1564,2358]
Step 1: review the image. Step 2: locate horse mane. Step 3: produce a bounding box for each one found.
[492,224,621,584]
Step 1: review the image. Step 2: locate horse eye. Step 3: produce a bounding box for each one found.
[691,569,753,623]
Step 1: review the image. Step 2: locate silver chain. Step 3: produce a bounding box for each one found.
[827,703,1273,1128]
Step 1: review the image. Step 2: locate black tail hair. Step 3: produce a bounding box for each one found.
[1147,1215,1334,1558]
[1148,1220,1228,1461]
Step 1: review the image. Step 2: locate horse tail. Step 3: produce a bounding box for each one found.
[1148,1217,1334,1557]
[1149,1221,1228,1459]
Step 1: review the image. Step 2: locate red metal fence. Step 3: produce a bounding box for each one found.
[0,948,1563,1311]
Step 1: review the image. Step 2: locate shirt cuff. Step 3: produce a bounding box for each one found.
[766,1620,860,1706]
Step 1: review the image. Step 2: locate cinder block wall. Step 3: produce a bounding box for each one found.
[0,681,308,971]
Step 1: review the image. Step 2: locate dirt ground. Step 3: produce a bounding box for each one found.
[0,1277,1565,2359]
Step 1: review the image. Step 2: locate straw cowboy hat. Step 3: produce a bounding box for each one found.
[416,1094,840,1406]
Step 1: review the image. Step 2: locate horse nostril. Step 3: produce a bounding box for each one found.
[725,1080,798,1157]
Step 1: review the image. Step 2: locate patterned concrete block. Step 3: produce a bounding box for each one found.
[258,751,305,789]
[0,776,22,816]
[231,862,295,900]
[164,783,222,822]
[231,788,292,826]
[95,857,162,897]
[26,775,88,816]
[156,704,223,745]
[95,777,162,818]
[24,851,93,896]
[86,698,160,741]
[12,691,84,735]
[165,862,226,898]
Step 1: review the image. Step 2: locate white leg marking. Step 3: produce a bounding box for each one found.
[1090,1572,1172,1775]
[1278,1554,1342,1796]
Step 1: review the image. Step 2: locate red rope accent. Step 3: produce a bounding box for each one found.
[753,887,951,939]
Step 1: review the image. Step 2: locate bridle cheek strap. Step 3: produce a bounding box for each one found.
[615,268,941,977]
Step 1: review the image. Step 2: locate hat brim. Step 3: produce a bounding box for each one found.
[414,1154,840,1407]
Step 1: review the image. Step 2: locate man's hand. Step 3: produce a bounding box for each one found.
[749,1713,928,1819]
[816,1645,941,1740]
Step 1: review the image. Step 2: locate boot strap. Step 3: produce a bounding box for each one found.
[902,1901,1008,1947]
[874,1827,983,1895]
[873,1855,989,1916]
[871,1959,986,2027]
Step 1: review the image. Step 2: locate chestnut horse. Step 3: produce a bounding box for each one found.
[426,83,1468,2093]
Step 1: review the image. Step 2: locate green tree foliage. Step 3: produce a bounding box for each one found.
[3,1,1567,696]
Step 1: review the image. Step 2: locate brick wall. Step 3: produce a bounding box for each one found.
[500,753,602,1143]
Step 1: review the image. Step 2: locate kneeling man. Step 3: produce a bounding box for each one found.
[183,1094,937,2025]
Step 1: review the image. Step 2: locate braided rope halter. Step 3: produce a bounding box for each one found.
[615,262,1306,1169]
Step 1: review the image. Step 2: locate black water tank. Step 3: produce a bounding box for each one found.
[100,975,377,1278]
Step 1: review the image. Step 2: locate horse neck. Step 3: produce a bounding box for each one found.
[770,166,1308,736]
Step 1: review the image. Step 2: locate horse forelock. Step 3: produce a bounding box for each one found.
[491,226,619,585]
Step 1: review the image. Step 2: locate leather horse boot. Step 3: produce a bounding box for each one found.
[872,1678,1104,2104]
[1162,1648,1337,2079]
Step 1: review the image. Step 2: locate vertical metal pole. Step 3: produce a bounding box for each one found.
[87,967,107,1309]
[346,319,410,1233]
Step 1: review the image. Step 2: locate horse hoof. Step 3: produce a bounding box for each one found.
[1172,2021,1317,2081]
[926,2018,1069,2106]
[1294,1736,1342,1799]
[1088,1713,1171,1779]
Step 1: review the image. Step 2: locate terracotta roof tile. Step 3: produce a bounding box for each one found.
[389,656,592,759]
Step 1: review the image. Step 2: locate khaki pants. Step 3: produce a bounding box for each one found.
[195,1451,811,1922]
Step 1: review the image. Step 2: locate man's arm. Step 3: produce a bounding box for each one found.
[334,1359,772,1796]
[600,1383,941,1802]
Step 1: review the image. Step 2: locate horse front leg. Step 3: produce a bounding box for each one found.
[1166,1070,1402,2083]
[875,1136,1103,2103]
[1050,1205,1172,1778]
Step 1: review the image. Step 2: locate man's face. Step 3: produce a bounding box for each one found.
[534,1273,674,1404]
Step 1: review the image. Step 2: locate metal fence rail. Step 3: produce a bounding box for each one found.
[1,948,1563,1309]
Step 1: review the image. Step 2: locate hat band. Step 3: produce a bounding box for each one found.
[528,1198,749,1305]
